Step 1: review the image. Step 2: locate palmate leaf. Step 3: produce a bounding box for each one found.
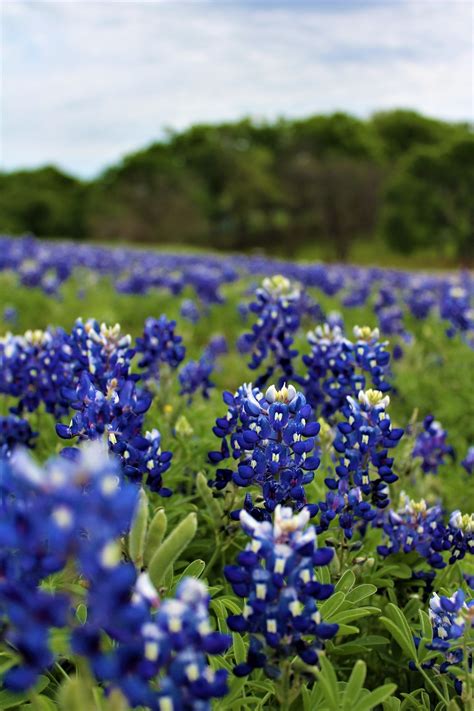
[342,660,366,710]
[148,512,197,588]
[380,603,417,659]
[352,684,397,711]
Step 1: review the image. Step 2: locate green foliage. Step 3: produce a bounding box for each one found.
[0,272,473,710]
[0,167,84,238]
[1,111,470,262]
[380,134,474,261]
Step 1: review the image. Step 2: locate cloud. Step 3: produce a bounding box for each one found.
[1,0,472,177]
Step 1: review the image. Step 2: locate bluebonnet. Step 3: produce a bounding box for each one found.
[412,415,455,474]
[0,415,37,458]
[331,389,403,505]
[136,316,185,382]
[209,383,320,518]
[0,328,72,416]
[461,446,474,475]
[225,505,338,676]
[74,575,231,710]
[178,337,227,402]
[317,478,377,540]
[300,324,391,420]
[180,298,201,323]
[443,511,474,564]
[405,284,436,320]
[237,275,322,388]
[440,284,474,346]
[0,442,138,691]
[56,372,172,496]
[179,352,215,402]
[3,306,17,324]
[419,589,474,694]
[66,319,136,390]
[376,494,446,568]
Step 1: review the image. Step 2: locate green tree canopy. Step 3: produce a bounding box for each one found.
[379,134,474,260]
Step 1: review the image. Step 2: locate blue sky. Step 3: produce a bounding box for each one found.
[1,0,472,177]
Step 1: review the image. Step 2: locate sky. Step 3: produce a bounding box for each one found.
[1,0,473,178]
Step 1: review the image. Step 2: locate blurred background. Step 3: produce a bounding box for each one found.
[1,0,472,266]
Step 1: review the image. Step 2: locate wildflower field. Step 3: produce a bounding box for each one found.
[0,236,473,711]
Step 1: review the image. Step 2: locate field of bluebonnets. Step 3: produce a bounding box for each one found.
[0,234,473,711]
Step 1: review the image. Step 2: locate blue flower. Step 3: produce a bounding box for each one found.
[136,316,185,382]
[333,389,403,497]
[0,415,37,459]
[225,505,337,676]
[412,415,455,475]
[444,511,474,563]
[209,383,320,518]
[237,275,321,388]
[0,442,138,691]
[376,494,447,568]
[300,324,391,420]
[461,446,474,475]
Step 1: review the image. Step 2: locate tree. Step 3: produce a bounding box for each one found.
[86,146,208,245]
[0,167,85,238]
[371,110,464,162]
[379,134,474,261]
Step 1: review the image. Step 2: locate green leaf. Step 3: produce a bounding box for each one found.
[320,591,346,620]
[345,584,377,604]
[128,487,149,568]
[57,676,96,711]
[331,607,379,624]
[104,688,130,710]
[0,676,49,710]
[380,615,416,659]
[418,610,432,641]
[176,559,205,582]
[143,508,167,567]
[317,655,340,710]
[148,512,197,589]
[196,472,223,522]
[335,569,356,593]
[76,603,87,625]
[343,660,366,710]
[232,633,246,665]
[385,604,417,657]
[352,684,397,711]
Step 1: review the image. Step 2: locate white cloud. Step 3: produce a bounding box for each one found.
[1,0,472,177]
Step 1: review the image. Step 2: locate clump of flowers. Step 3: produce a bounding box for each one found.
[421,589,474,694]
[75,575,231,710]
[412,415,455,474]
[67,319,136,390]
[332,389,403,501]
[237,275,321,388]
[319,389,404,538]
[225,505,337,676]
[376,493,446,569]
[56,372,172,495]
[136,315,185,382]
[440,284,474,347]
[0,414,37,458]
[0,328,72,417]
[209,383,320,519]
[0,443,138,691]
[444,511,474,564]
[300,324,391,420]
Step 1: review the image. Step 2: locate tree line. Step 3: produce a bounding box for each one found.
[0,110,472,262]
